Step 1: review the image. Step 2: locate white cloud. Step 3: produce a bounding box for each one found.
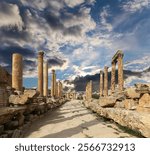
[0,3,23,29]
[124,55,150,72]
[122,0,150,12]
[99,6,113,32]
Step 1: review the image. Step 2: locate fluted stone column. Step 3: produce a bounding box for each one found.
[51,69,55,97]
[38,52,44,96]
[43,61,48,97]
[111,62,116,94]
[100,71,103,97]
[104,66,108,96]
[118,53,124,92]
[12,53,23,91]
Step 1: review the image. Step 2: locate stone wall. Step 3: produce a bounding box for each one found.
[0,90,67,138]
[0,66,12,107]
[83,83,150,137]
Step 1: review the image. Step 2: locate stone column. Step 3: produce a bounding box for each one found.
[38,51,44,96]
[104,66,108,96]
[12,53,23,91]
[111,62,116,94]
[51,69,55,97]
[58,81,62,98]
[118,53,124,92]
[43,61,48,97]
[55,81,58,98]
[89,80,92,99]
[99,71,103,97]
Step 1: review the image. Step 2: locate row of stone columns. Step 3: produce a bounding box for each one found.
[99,50,124,97]
[111,50,124,93]
[85,80,92,100]
[12,52,63,98]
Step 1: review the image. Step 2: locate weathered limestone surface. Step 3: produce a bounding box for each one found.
[125,88,140,99]
[104,66,108,96]
[85,81,92,100]
[99,97,117,107]
[9,94,30,105]
[135,83,150,94]
[111,62,116,94]
[51,70,56,97]
[24,89,39,98]
[84,100,150,137]
[123,99,138,110]
[99,71,103,97]
[0,97,67,137]
[12,53,23,91]
[38,52,44,96]
[118,53,124,92]
[138,93,150,108]
[43,62,48,97]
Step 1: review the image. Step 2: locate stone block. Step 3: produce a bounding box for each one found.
[99,97,117,107]
[123,99,138,110]
[138,93,150,108]
[135,83,150,94]
[125,88,140,99]
[9,94,30,105]
[24,89,39,98]
[114,101,125,108]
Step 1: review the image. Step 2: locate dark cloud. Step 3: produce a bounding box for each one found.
[48,57,66,67]
[0,45,36,73]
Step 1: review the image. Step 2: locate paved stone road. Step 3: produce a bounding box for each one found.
[24,100,137,138]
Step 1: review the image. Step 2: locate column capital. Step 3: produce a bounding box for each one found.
[38,51,44,57]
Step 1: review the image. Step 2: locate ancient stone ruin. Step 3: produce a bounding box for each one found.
[0,50,150,138]
[84,50,150,137]
[0,52,66,138]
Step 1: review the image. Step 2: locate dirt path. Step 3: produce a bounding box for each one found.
[24,100,137,138]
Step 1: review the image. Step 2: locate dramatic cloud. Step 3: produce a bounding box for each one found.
[0,2,23,29]
[0,0,149,88]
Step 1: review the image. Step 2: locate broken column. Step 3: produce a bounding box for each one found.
[104,66,108,97]
[43,61,48,97]
[12,53,23,91]
[118,52,124,92]
[99,71,103,97]
[38,51,44,96]
[86,80,92,100]
[111,62,116,94]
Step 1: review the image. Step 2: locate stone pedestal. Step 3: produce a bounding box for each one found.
[100,71,103,97]
[43,61,48,97]
[38,52,44,96]
[104,66,108,96]
[12,53,23,91]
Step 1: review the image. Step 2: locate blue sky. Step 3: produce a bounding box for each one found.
[0,0,150,88]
